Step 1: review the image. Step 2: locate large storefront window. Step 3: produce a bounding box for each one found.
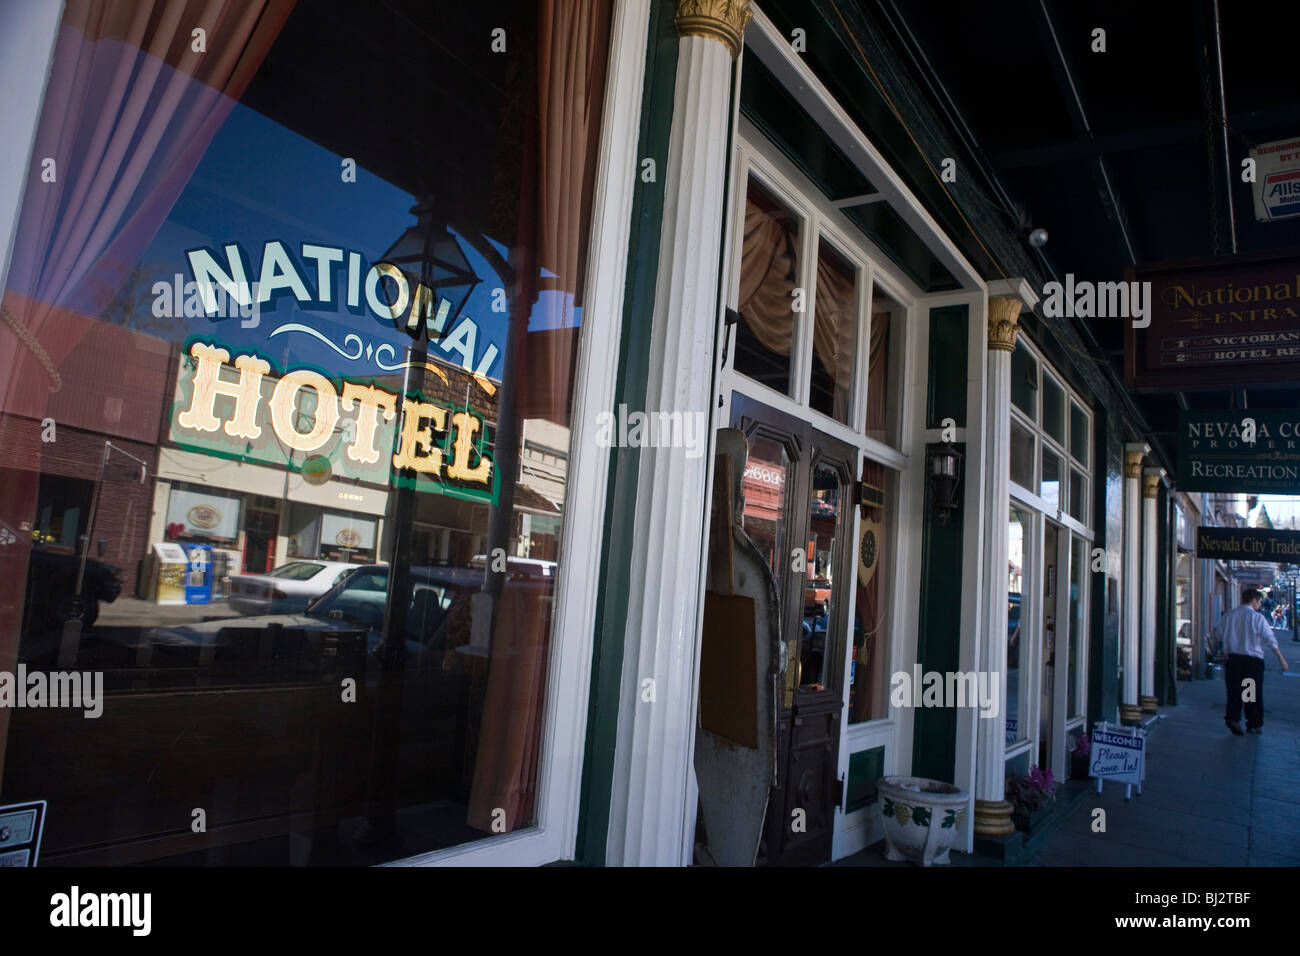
[0,0,611,865]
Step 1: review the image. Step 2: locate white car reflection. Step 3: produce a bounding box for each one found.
[228,560,363,615]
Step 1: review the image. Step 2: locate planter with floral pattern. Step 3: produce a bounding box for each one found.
[876,776,969,866]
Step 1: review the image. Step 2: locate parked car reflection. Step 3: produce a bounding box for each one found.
[228,559,362,615]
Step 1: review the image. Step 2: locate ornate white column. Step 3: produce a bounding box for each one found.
[973,295,1022,839]
[604,0,751,867]
[1120,443,1149,723]
[1140,468,1162,712]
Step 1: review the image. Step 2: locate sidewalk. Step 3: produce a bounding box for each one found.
[1026,633,1300,866]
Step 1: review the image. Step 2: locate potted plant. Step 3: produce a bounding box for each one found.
[876,776,970,866]
[1006,765,1057,833]
[1068,729,1091,780]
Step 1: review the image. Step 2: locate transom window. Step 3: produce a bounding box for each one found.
[1010,338,1091,526]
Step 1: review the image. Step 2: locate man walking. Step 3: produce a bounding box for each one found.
[1222,588,1290,735]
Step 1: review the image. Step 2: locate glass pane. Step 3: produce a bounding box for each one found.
[0,0,610,865]
[850,460,889,724]
[1068,469,1086,522]
[1039,523,1058,769]
[1010,419,1035,489]
[1007,509,1030,747]
[800,463,842,691]
[1011,340,1038,419]
[736,179,800,395]
[809,240,857,423]
[739,435,789,587]
[864,286,899,446]
[1042,375,1065,446]
[1070,402,1089,465]
[1042,451,1062,511]
[1069,537,1085,718]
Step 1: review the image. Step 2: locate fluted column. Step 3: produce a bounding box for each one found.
[1120,443,1149,723]
[1140,469,1162,712]
[973,296,1022,838]
[604,0,751,867]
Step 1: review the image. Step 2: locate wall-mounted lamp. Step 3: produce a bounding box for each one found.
[928,443,963,525]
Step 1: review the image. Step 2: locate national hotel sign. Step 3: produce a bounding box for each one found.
[1125,250,1300,388]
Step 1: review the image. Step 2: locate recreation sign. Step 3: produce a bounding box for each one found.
[1196,527,1300,563]
[1124,250,1300,389]
[1177,409,1300,494]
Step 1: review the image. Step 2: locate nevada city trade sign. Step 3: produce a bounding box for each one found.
[1178,409,1300,494]
[1125,249,1300,389]
[1196,526,1300,564]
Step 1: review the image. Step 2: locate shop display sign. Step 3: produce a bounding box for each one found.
[169,339,499,505]
[1125,251,1300,388]
[166,488,242,540]
[1249,137,1300,222]
[1090,723,1144,788]
[321,512,376,550]
[1196,526,1300,563]
[1177,409,1300,493]
[0,800,46,867]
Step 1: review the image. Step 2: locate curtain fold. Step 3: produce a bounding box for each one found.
[811,251,856,421]
[864,306,891,438]
[466,0,611,833]
[736,200,797,357]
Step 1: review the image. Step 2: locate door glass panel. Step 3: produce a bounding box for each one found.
[850,460,888,724]
[800,463,841,691]
[739,435,789,587]
[1042,451,1062,511]
[809,240,856,424]
[1010,419,1035,489]
[736,179,800,396]
[1006,508,1030,746]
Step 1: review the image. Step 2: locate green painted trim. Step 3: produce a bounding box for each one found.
[845,746,885,814]
[926,305,968,428]
[910,441,965,784]
[574,0,678,866]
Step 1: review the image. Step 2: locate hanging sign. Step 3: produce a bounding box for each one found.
[1177,409,1300,493]
[1197,526,1300,563]
[0,800,47,867]
[1250,137,1300,222]
[1125,251,1300,389]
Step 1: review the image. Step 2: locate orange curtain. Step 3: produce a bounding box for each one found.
[736,199,797,356]
[864,306,891,438]
[811,252,856,420]
[466,0,611,833]
[0,0,293,791]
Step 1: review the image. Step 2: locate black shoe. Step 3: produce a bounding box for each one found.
[1247,726,1263,734]
[1225,719,1244,735]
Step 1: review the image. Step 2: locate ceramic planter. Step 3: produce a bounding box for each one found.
[876,776,969,866]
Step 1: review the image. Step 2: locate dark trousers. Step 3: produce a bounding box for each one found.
[1225,654,1265,728]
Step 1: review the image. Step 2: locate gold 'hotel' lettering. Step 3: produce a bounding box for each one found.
[177,341,492,488]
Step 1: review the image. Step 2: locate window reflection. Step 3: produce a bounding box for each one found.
[0,0,610,865]
[800,464,841,690]
[1006,509,1027,746]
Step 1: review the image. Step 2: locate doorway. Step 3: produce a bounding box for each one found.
[730,394,855,866]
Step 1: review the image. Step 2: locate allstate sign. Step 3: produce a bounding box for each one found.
[1251,137,1300,222]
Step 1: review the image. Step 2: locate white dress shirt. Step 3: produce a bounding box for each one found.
[1221,604,1279,659]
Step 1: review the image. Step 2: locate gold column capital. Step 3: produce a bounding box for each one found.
[1124,450,1145,479]
[1142,473,1161,499]
[676,0,753,58]
[987,296,1022,352]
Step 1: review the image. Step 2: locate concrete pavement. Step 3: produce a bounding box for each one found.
[1027,633,1300,866]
